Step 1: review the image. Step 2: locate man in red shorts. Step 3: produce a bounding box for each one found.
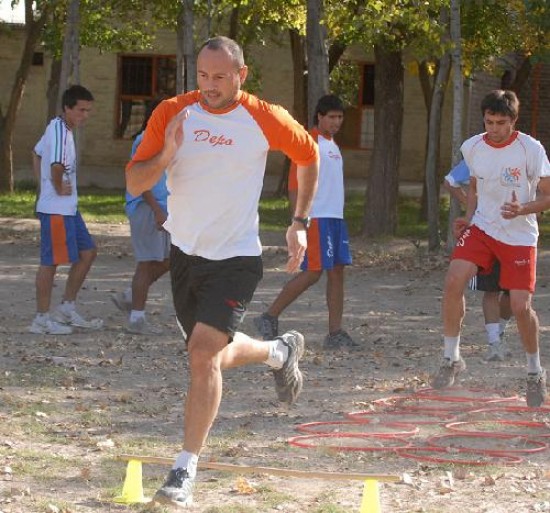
[431,90,550,407]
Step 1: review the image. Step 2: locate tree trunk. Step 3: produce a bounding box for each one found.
[446,0,464,252]
[276,28,309,198]
[501,54,532,94]
[184,0,196,92]
[328,40,346,74]
[417,59,435,222]
[306,0,329,128]
[363,46,404,237]
[426,50,450,252]
[0,1,49,192]
[47,58,62,120]
[229,3,240,40]
[289,29,307,127]
[56,0,80,112]
[176,6,185,94]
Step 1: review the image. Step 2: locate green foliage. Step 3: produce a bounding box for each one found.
[461,0,550,75]
[325,0,448,55]
[329,60,360,108]
[40,0,163,58]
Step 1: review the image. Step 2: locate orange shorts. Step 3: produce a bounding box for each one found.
[452,225,536,292]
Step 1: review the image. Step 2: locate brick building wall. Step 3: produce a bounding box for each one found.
[516,63,550,154]
[467,63,550,155]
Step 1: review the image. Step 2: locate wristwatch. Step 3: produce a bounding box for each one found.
[292,216,311,229]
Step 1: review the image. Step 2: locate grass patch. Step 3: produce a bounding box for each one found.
[1,363,73,388]
[0,187,126,223]
[4,187,550,246]
[5,448,76,479]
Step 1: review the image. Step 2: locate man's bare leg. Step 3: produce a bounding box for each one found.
[62,248,97,301]
[36,265,57,313]
[326,265,344,334]
[432,258,477,389]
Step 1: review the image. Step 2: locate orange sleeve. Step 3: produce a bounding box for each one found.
[288,128,318,192]
[242,93,318,167]
[126,91,200,170]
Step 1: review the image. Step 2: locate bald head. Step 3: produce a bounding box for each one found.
[199,36,245,70]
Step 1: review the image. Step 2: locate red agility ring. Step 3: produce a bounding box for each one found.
[396,446,523,466]
[295,420,419,438]
[467,404,550,415]
[288,433,412,452]
[427,432,548,455]
[346,409,457,425]
[444,420,550,438]
[413,387,519,404]
[395,397,495,413]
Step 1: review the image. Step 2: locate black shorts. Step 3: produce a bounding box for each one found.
[170,245,263,342]
[469,260,507,293]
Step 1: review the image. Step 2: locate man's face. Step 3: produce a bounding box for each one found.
[197,47,247,110]
[317,110,344,137]
[64,100,93,129]
[483,111,516,144]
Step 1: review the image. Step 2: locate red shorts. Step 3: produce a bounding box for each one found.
[452,225,536,292]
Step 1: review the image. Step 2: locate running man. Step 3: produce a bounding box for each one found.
[443,160,512,361]
[126,36,319,508]
[432,90,550,408]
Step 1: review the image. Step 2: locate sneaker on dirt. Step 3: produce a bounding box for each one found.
[127,317,162,335]
[153,467,194,508]
[29,316,72,335]
[526,369,548,408]
[254,313,278,340]
[430,357,466,389]
[111,291,132,313]
[52,307,103,330]
[484,341,505,362]
[323,329,359,349]
[272,330,305,404]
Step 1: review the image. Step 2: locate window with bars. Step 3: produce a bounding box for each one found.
[116,55,177,139]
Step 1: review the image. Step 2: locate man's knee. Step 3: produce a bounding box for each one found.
[80,247,97,263]
[305,270,322,284]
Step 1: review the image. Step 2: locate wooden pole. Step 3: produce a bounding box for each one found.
[117,454,401,483]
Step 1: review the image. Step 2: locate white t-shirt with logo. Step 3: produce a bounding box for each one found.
[309,130,345,219]
[462,131,550,246]
[34,117,78,215]
[129,91,318,260]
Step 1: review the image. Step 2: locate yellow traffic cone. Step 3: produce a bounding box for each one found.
[114,459,150,504]
[360,479,381,513]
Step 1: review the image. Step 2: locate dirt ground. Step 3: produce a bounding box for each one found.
[0,217,550,513]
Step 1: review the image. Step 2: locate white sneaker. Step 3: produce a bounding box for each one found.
[127,317,162,335]
[111,291,132,313]
[29,316,72,335]
[52,307,103,330]
[484,342,505,362]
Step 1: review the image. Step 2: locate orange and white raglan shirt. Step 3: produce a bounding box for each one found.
[462,131,550,247]
[288,127,344,219]
[129,91,318,260]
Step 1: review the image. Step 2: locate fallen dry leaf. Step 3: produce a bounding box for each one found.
[235,476,256,495]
